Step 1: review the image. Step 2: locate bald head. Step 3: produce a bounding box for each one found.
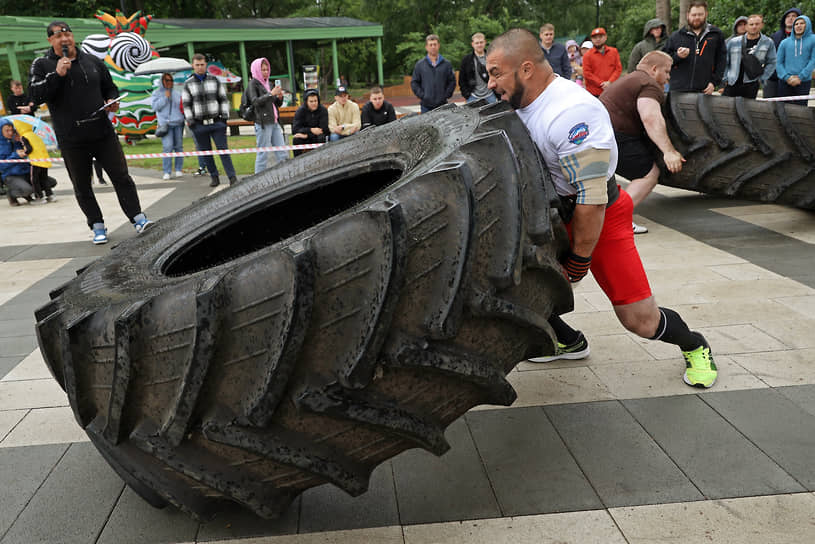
[486,28,556,109]
[488,28,547,67]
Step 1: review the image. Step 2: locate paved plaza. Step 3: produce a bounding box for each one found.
[1,159,815,543]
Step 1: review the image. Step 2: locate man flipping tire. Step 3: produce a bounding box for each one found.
[486,28,717,388]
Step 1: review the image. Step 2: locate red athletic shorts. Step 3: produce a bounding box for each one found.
[566,188,652,306]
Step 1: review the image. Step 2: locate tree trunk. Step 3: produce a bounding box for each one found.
[656,0,672,33]
[679,0,691,28]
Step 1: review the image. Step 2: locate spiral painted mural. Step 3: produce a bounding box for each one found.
[80,10,240,137]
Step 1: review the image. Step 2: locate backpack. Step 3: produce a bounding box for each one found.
[239,84,256,122]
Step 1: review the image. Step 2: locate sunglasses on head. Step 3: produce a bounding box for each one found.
[47,26,71,37]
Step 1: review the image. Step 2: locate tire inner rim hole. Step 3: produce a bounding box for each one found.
[163,166,404,276]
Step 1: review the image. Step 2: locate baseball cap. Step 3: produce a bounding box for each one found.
[47,21,72,37]
[335,85,348,95]
[590,27,606,37]
[581,41,593,49]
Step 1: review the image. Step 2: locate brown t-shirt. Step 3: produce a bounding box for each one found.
[598,69,664,136]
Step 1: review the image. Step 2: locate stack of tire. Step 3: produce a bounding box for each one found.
[662,92,815,209]
[34,101,573,519]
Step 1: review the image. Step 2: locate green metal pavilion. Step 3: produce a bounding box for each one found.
[0,15,384,89]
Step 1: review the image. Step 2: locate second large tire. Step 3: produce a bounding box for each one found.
[661,92,815,209]
[34,101,572,519]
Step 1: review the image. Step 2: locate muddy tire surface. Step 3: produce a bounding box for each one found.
[662,92,815,209]
[34,101,572,519]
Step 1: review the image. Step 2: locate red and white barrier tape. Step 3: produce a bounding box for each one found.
[0,143,324,163]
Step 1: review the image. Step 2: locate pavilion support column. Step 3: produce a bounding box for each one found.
[286,40,296,102]
[6,44,22,83]
[187,42,195,60]
[331,39,339,87]
[376,38,384,86]
[239,41,248,85]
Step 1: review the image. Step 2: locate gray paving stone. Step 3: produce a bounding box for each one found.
[0,319,36,338]
[300,461,398,533]
[0,444,68,538]
[0,356,23,380]
[196,497,299,541]
[0,246,29,261]
[703,388,815,490]
[777,385,815,418]
[392,418,500,525]
[1,442,123,544]
[6,243,109,262]
[640,194,815,289]
[0,335,37,358]
[96,487,198,544]
[465,407,603,515]
[624,395,804,499]
[545,400,703,507]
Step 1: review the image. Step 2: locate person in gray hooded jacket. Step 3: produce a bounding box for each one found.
[628,19,668,73]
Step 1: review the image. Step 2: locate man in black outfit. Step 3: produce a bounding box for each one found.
[662,1,726,94]
[360,87,397,129]
[29,21,152,245]
[292,89,329,157]
[6,80,34,114]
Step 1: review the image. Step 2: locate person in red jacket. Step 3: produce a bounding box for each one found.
[582,27,623,96]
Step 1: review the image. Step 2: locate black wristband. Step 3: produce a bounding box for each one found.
[564,251,592,283]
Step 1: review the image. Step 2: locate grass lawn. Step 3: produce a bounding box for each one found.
[120,134,278,177]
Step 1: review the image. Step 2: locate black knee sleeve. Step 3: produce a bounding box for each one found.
[649,307,704,351]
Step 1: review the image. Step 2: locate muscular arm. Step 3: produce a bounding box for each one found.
[571,203,605,257]
[637,96,683,172]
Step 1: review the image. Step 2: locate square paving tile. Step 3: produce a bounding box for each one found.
[391,418,500,525]
[776,385,815,417]
[730,349,815,387]
[1,442,123,544]
[465,407,602,515]
[196,498,300,542]
[702,388,815,489]
[609,493,815,544]
[0,443,68,536]
[0,378,69,410]
[1,348,51,381]
[624,395,804,498]
[403,510,627,544]
[0,406,87,447]
[299,461,398,533]
[96,487,199,544]
[544,400,703,507]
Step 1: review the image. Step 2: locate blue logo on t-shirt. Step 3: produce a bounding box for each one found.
[568,122,589,145]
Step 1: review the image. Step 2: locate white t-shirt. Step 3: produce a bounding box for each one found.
[516,76,618,199]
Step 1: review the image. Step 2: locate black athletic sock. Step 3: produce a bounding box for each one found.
[548,315,581,345]
[649,307,705,351]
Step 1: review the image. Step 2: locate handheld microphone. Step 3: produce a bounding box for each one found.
[62,45,69,58]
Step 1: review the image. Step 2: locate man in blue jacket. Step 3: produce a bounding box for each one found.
[765,7,803,97]
[539,23,572,79]
[411,34,456,113]
[776,14,815,105]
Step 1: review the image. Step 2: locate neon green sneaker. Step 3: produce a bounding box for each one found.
[682,343,717,388]
[528,332,590,363]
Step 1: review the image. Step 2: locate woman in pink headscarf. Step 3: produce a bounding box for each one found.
[246,57,286,173]
[566,39,584,85]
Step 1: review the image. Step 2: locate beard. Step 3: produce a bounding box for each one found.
[688,18,706,31]
[508,73,525,110]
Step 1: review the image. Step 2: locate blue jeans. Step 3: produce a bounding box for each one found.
[254,122,288,173]
[190,121,235,179]
[329,133,348,142]
[466,93,497,104]
[161,124,184,174]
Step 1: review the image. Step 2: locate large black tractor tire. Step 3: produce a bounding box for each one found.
[34,101,572,520]
[661,92,815,209]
